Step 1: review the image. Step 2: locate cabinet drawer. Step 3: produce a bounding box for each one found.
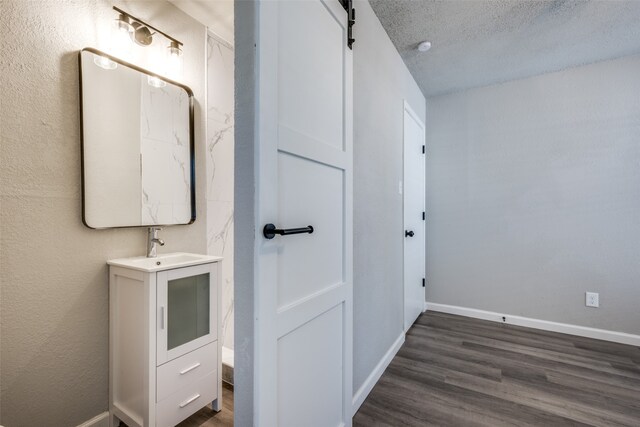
[157,341,217,402]
[156,370,218,427]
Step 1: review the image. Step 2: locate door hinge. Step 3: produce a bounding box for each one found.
[422,211,426,220]
[422,145,426,154]
[340,0,356,49]
[422,278,426,287]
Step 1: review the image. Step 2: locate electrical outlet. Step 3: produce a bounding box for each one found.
[586,292,599,308]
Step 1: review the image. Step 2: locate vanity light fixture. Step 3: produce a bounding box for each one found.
[113,7,184,54]
[130,21,154,46]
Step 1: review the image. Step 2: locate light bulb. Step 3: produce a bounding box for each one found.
[111,14,133,59]
[167,41,183,58]
[165,41,183,80]
[148,76,167,88]
[94,55,117,70]
[116,19,133,35]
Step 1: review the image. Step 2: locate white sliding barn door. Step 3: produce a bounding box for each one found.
[255,1,353,426]
[403,101,426,331]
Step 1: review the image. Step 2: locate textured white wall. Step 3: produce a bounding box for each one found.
[0,1,207,425]
[171,0,234,45]
[426,54,640,334]
[353,0,425,394]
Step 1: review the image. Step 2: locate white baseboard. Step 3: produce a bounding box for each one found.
[352,332,405,415]
[426,302,640,347]
[76,412,109,427]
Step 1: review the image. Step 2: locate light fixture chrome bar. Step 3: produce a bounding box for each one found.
[113,6,183,47]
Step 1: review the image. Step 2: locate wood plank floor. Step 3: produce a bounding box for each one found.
[354,311,640,427]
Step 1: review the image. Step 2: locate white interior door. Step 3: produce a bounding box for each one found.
[255,1,353,426]
[403,101,426,331]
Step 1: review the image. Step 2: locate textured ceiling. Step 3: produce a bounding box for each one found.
[369,0,640,97]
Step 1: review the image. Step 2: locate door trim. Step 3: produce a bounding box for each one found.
[402,100,426,332]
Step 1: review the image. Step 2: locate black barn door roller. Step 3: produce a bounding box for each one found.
[340,0,356,49]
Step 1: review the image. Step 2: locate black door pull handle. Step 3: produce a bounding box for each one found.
[405,230,414,237]
[263,223,314,239]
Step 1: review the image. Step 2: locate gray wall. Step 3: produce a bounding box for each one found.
[426,54,640,335]
[232,0,256,425]
[0,1,207,425]
[353,0,425,394]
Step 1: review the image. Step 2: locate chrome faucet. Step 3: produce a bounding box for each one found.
[147,227,165,257]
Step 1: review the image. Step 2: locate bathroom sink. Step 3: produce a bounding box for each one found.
[108,252,223,272]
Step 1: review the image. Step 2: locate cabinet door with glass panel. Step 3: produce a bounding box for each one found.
[157,263,218,365]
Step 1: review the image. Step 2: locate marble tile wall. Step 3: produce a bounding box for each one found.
[206,34,235,350]
[140,81,192,224]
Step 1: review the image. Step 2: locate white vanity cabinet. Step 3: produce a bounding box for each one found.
[107,253,223,427]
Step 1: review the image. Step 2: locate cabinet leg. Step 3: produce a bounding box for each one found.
[212,397,222,412]
[109,412,120,427]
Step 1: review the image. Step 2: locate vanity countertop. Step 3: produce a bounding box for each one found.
[108,252,223,272]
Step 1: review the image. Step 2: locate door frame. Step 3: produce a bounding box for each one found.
[233,1,259,425]
[402,100,426,331]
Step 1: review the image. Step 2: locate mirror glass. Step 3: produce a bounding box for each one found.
[80,48,195,229]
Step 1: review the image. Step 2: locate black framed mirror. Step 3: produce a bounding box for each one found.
[79,47,195,229]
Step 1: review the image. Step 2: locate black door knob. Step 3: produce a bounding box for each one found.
[405,230,414,237]
[263,223,314,239]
